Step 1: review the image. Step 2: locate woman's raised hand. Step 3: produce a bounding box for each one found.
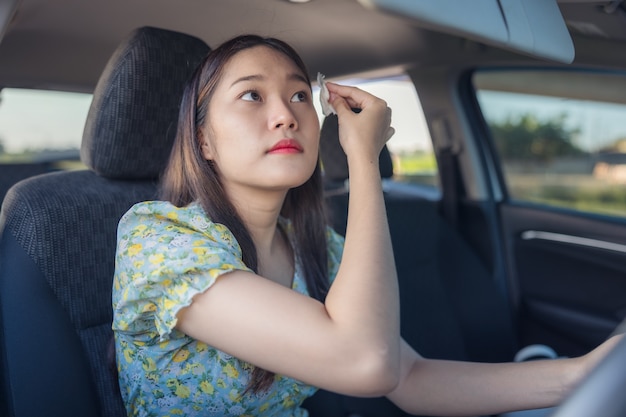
[326,82,394,166]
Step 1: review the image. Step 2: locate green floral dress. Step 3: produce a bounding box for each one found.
[112,201,344,417]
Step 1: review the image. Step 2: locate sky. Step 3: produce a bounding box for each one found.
[312,78,432,154]
[0,89,92,153]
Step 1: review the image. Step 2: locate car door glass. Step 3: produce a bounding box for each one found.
[0,88,90,167]
[314,74,438,190]
[473,69,626,218]
[0,88,92,202]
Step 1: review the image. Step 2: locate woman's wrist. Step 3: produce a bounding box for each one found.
[558,356,585,401]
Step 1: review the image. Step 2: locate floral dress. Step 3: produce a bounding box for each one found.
[112,201,344,417]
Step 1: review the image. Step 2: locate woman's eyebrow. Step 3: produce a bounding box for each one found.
[289,73,309,85]
[229,72,308,88]
[230,74,263,88]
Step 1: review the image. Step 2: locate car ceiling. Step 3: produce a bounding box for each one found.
[1,0,626,92]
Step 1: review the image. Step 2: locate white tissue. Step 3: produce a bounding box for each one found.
[317,72,336,116]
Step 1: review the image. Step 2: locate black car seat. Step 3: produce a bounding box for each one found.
[0,27,209,417]
[0,162,63,205]
[304,114,520,417]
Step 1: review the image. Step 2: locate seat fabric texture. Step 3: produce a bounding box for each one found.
[0,162,61,205]
[0,26,209,417]
[304,114,519,417]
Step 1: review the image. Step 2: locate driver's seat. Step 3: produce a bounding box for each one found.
[0,27,209,417]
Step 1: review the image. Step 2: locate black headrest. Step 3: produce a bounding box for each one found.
[319,113,394,182]
[81,26,210,180]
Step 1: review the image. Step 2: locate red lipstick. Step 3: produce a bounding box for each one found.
[268,139,303,154]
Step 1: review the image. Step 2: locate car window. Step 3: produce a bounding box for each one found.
[314,74,438,190]
[0,88,91,166]
[473,69,626,218]
[0,88,92,202]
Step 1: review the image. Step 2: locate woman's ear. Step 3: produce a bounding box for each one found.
[199,129,214,161]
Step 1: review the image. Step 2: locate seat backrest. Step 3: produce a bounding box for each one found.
[0,27,209,417]
[305,113,518,417]
[0,163,58,205]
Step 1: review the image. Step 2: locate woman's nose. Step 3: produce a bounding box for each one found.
[268,100,298,130]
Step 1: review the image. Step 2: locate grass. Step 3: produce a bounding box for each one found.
[394,152,437,174]
[508,175,626,218]
[393,153,626,218]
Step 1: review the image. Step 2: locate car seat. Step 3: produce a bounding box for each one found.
[0,162,62,205]
[0,27,209,417]
[304,114,521,417]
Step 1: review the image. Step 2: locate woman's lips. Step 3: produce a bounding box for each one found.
[268,139,304,154]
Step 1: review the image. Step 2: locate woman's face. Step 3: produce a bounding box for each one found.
[201,45,320,196]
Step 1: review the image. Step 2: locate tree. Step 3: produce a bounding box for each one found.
[489,113,584,162]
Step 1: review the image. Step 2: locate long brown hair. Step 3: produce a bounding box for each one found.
[159,34,330,393]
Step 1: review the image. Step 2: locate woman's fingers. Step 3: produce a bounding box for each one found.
[327,82,377,112]
[326,82,392,132]
[323,82,394,162]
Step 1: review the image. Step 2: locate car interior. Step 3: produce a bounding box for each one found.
[1,1,626,417]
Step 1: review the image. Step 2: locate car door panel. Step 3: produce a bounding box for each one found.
[500,204,626,356]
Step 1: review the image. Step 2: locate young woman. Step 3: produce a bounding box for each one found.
[112,34,619,417]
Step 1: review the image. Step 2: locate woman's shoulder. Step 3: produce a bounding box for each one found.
[118,200,230,239]
[123,200,204,218]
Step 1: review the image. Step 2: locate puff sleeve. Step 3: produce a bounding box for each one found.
[112,201,251,342]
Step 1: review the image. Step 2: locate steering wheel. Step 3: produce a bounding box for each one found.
[549,333,626,417]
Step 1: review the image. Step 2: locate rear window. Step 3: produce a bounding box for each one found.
[313,74,437,190]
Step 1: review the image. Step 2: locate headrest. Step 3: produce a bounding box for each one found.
[319,113,394,182]
[81,27,210,180]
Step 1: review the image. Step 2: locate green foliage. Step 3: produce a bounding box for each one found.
[512,183,626,217]
[395,151,437,173]
[489,113,584,161]
[392,151,438,187]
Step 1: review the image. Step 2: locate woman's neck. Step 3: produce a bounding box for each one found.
[226,185,287,252]
[226,185,294,286]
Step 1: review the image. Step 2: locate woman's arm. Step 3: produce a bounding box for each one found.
[177,84,400,397]
[323,81,400,386]
[386,336,622,416]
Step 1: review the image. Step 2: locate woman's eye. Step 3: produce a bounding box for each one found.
[291,91,308,103]
[241,91,261,102]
